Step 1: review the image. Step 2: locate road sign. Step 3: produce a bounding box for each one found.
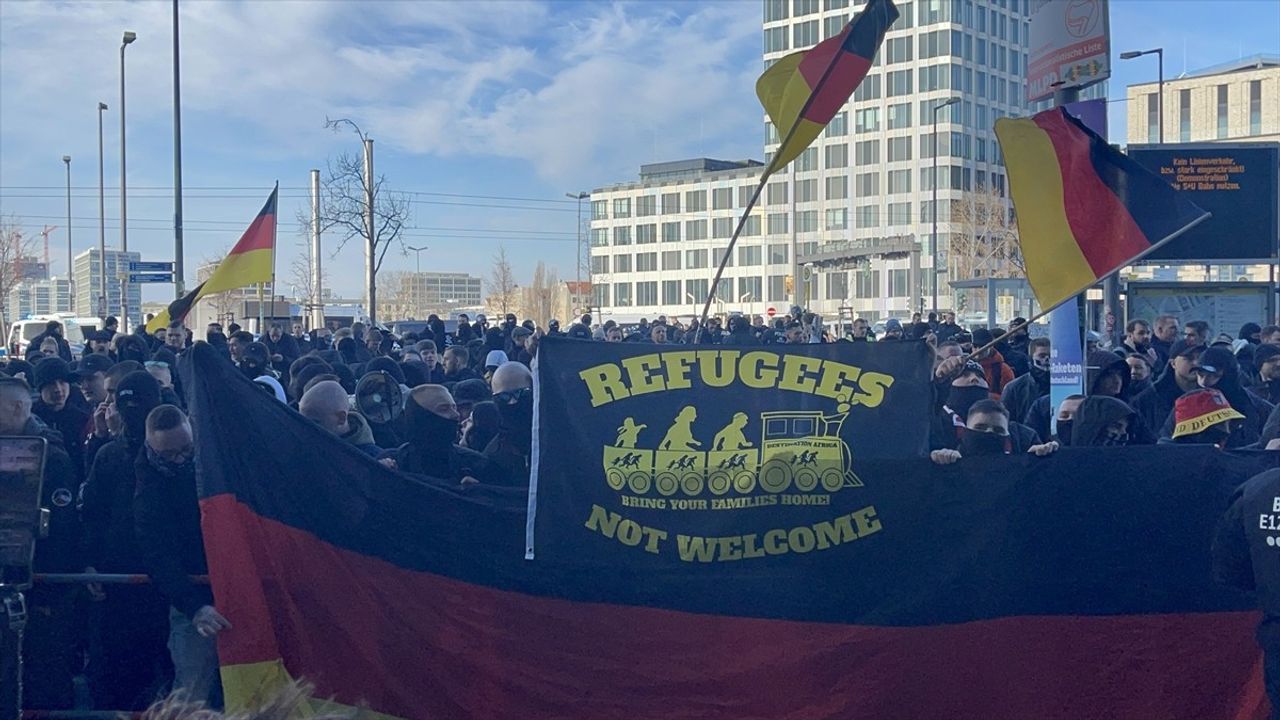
[129,273,174,284]
[766,307,777,318]
[1027,0,1110,102]
[128,261,174,273]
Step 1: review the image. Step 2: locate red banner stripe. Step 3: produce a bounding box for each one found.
[204,495,1268,720]
[1032,109,1153,276]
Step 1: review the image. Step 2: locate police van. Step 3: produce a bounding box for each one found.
[6,314,88,359]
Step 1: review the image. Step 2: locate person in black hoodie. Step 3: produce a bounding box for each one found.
[1131,340,1203,435]
[0,376,82,710]
[29,319,73,361]
[79,370,171,710]
[993,328,1030,378]
[1163,346,1275,447]
[929,399,1060,464]
[1213,466,1280,716]
[485,362,534,483]
[31,358,91,481]
[1068,395,1140,447]
[1254,344,1280,405]
[721,315,760,346]
[1000,337,1050,425]
[135,404,225,707]
[389,385,507,485]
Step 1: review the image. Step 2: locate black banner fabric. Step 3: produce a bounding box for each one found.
[529,337,934,563]
[179,343,1279,718]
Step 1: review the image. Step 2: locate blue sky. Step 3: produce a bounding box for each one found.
[1,0,1277,304]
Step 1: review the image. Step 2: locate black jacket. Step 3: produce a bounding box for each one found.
[29,330,73,361]
[79,438,146,572]
[262,335,301,376]
[390,442,510,486]
[1070,396,1137,446]
[24,417,82,572]
[33,400,90,483]
[484,433,530,485]
[134,452,211,619]
[1000,369,1049,429]
[1156,386,1274,448]
[1213,469,1280,666]
[1130,368,1191,437]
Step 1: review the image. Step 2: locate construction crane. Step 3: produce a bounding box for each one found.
[38,225,57,275]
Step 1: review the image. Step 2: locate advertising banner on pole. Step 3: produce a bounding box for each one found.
[1027,0,1111,103]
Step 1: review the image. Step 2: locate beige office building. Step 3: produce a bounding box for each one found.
[1126,55,1279,146]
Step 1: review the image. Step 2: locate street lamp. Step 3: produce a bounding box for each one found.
[566,191,589,313]
[407,245,429,274]
[1120,48,1164,143]
[61,155,71,303]
[931,96,960,315]
[97,102,108,319]
[406,245,429,319]
[120,30,136,328]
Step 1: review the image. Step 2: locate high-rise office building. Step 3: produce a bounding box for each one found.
[591,0,1039,324]
[73,248,142,325]
[7,278,72,320]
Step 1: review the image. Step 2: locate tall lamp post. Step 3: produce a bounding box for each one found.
[97,102,109,319]
[62,155,72,303]
[407,245,429,319]
[931,96,960,314]
[1120,48,1164,143]
[566,191,589,314]
[120,30,136,327]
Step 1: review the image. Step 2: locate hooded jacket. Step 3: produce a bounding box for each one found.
[977,350,1015,397]
[1069,396,1137,447]
[1086,350,1134,401]
[341,412,383,457]
[1000,366,1049,427]
[134,449,211,619]
[1131,365,1191,436]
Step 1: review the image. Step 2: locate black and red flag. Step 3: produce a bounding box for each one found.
[182,340,1272,719]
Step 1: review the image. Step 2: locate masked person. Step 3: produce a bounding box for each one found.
[79,370,171,710]
[0,377,81,710]
[1162,346,1275,447]
[239,341,275,380]
[391,385,507,485]
[1051,394,1086,446]
[930,362,1039,453]
[1162,388,1244,447]
[930,399,1060,464]
[485,362,534,483]
[971,328,1014,396]
[1000,337,1050,426]
[135,405,227,708]
[1067,395,1141,447]
[1212,465,1280,717]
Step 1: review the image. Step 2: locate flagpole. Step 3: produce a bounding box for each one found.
[697,0,894,341]
[269,181,278,334]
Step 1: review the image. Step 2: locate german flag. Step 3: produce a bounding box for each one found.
[995,108,1209,312]
[757,0,898,176]
[180,341,1270,720]
[147,187,277,333]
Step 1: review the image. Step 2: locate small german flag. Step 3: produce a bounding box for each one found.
[147,186,277,333]
[756,0,898,177]
[995,108,1209,312]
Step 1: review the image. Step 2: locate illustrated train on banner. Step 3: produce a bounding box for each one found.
[602,406,862,504]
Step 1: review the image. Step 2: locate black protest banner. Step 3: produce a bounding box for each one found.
[528,337,934,562]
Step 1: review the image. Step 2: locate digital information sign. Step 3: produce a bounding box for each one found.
[1127,143,1279,262]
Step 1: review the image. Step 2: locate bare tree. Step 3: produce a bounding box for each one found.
[0,217,39,329]
[487,245,518,316]
[376,270,418,321]
[949,185,1025,281]
[288,236,330,306]
[309,118,410,327]
[524,261,565,327]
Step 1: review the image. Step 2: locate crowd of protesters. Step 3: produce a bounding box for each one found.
[4,305,1280,713]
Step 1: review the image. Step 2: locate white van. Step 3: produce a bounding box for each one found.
[7,316,86,359]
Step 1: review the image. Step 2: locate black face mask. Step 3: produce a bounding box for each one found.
[958,429,1008,456]
[144,443,194,477]
[1030,364,1050,384]
[119,402,157,445]
[495,389,534,447]
[947,386,989,419]
[404,400,459,452]
[1055,420,1074,446]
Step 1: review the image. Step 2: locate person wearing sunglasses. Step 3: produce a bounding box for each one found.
[485,362,534,484]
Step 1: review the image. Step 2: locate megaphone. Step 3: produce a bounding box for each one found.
[354,371,404,425]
